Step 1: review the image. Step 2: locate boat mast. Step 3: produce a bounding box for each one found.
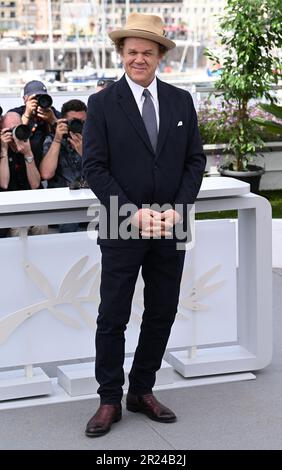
[47,0,55,69]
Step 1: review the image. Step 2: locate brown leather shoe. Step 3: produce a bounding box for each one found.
[126,392,176,423]
[85,404,122,438]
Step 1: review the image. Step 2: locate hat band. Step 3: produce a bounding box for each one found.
[125,27,165,38]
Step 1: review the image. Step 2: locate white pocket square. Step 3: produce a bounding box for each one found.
[177,121,183,127]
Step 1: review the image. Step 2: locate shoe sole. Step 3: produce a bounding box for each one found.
[126,404,176,423]
[85,414,122,438]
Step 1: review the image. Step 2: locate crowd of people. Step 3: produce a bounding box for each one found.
[0,78,114,237]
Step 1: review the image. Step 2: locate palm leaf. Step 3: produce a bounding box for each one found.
[0,310,31,344]
[48,306,82,329]
[194,265,221,290]
[88,279,100,301]
[179,297,194,310]
[191,302,209,312]
[58,256,89,298]
[73,301,96,330]
[70,265,99,297]
[176,310,190,321]
[25,262,55,298]
[193,280,225,301]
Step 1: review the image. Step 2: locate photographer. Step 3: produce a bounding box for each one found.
[40,99,87,187]
[8,80,60,163]
[0,112,41,191]
[0,105,8,238]
[0,112,48,237]
[40,99,87,232]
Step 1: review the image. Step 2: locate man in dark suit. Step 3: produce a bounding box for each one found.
[82,12,206,438]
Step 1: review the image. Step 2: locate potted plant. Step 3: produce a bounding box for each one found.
[205,0,282,192]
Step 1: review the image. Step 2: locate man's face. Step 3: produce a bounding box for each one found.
[65,111,87,123]
[121,37,163,87]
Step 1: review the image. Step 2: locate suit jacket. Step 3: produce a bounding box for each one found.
[82,75,206,246]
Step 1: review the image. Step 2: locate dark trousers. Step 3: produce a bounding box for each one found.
[95,242,186,404]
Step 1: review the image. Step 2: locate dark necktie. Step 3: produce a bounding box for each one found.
[142,89,158,152]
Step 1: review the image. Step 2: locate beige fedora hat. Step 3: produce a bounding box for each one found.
[109,12,176,50]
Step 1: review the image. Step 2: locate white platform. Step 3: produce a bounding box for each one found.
[57,358,173,397]
[167,346,256,377]
[0,372,256,411]
[0,367,53,401]
[57,362,98,397]
[123,357,174,389]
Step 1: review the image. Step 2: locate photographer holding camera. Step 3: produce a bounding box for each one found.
[0,112,41,192]
[41,99,87,187]
[8,80,60,163]
[0,104,8,238]
[40,99,87,232]
[0,112,48,236]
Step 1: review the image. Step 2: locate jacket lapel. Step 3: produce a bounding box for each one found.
[117,75,154,155]
[156,79,172,159]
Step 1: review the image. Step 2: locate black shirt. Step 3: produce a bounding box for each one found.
[6,147,35,191]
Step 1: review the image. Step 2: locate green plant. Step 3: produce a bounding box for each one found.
[253,103,282,136]
[205,0,282,171]
[198,100,282,145]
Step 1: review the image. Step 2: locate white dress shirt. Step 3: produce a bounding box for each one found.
[125,74,160,130]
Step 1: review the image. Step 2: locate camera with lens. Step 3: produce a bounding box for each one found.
[5,124,32,141]
[67,118,84,134]
[36,94,53,109]
[52,118,84,136]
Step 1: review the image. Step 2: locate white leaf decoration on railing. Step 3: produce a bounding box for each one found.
[48,306,82,329]
[194,265,221,291]
[58,256,89,298]
[67,264,99,298]
[88,277,100,301]
[192,281,225,301]
[73,301,97,330]
[25,261,55,299]
[130,264,225,323]
[0,257,226,346]
[178,264,225,315]
[0,256,101,345]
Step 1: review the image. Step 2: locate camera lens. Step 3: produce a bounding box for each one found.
[68,119,84,134]
[13,124,31,141]
[37,94,53,109]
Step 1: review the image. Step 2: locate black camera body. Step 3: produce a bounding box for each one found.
[67,118,84,134]
[36,94,53,109]
[6,124,31,141]
[52,118,84,137]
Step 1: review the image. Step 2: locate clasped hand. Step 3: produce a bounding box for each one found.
[131,208,181,238]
